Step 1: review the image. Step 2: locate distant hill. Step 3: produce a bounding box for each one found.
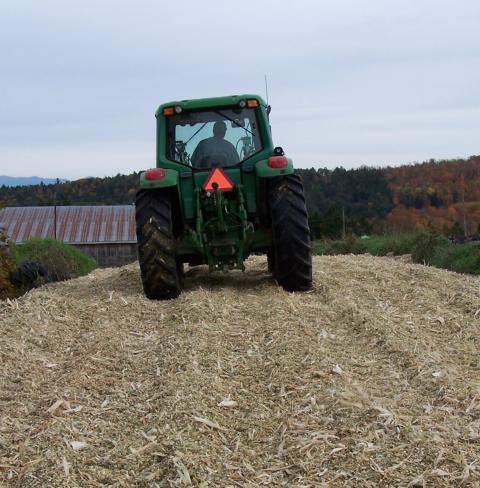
[0,176,68,187]
[0,173,139,207]
[302,155,480,236]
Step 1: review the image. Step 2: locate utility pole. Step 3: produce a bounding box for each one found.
[461,173,467,237]
[53,191,57,240]
[342,206,346,240]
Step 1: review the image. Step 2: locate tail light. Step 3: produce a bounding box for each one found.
[145,168,166,180]
[268,156,288,168]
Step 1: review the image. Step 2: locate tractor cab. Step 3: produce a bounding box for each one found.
[165,101,263,169]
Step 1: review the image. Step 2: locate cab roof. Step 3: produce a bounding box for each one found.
[155,94,266,118]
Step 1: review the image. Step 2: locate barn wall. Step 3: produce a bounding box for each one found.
[73,243,137,268]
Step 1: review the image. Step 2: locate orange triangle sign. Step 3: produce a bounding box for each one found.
[202,167,235,192]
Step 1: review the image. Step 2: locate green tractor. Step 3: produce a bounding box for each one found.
[135,94,312,299]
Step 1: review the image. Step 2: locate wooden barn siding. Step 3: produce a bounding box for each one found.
[73,243,137,268]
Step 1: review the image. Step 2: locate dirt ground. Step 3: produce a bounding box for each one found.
[1,255,480,487]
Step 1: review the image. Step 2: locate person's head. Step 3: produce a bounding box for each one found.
[213,121,227,138]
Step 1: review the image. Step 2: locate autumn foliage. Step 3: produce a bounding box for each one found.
[385,156,480,234]
[303,156,480,236]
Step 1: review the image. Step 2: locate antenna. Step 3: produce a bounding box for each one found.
[264,74,269,105]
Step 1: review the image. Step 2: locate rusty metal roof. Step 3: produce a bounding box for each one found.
[0,206,136,244]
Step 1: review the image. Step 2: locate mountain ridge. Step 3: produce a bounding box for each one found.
[0,175,68,187]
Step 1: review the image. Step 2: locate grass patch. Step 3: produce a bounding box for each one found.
[313,233,480,275]
[16,238,97,280]
[313,233,420,256]
[431,241,480,275]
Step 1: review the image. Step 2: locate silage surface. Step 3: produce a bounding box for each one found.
[1,255,479,487]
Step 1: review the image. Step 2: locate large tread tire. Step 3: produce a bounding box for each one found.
[268,174,312,291]
[135,190,181,300]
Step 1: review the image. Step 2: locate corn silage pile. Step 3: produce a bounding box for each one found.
[1,255,480,487]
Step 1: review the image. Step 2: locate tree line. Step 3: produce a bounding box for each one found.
[1,156,479,238]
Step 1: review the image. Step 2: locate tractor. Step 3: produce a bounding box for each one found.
[135,94,312,299]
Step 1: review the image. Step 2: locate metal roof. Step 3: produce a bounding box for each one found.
[0,206,136,244]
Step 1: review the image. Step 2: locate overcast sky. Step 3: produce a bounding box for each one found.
[1,0,479,179]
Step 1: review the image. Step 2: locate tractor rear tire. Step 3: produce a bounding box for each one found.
[268,174,312,291]
[135,190,181,300]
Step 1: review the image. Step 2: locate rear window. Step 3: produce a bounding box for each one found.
[166,107,262,169]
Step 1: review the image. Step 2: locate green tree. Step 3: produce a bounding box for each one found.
[322,207,342,238]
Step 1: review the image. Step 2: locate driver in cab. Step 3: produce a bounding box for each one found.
[191,121,239,168]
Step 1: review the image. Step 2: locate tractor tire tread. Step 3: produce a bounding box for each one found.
[135,190,181,299]
[268,174,312,291]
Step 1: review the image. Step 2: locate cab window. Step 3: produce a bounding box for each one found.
[166,107,262,169]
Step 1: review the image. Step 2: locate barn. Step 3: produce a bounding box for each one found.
[0,206,137,267]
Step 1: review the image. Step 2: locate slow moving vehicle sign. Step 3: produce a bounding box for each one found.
[202,167,235,192]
